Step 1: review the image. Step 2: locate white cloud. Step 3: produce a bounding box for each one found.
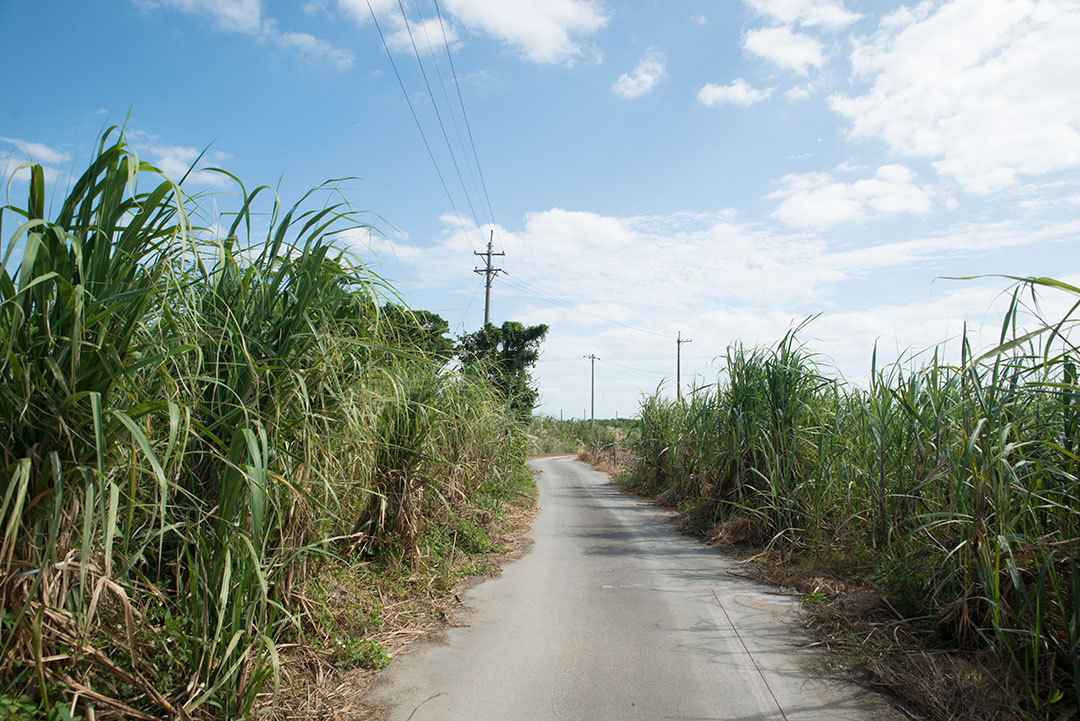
[830,0,1080,193]
[127,133,230,188]
[383,15,462,55]
[357,203,1078,415]
[440,0,608,64]
[339,0,607,64]
[148,0,263,33]
[769,164,933,228]
[1,138,70,189]
[1,137,70,167]
[337,0,397,22]
[139,0,353,68]
[264,21,355,68]
[612,47,666,99]
[784,84,812,101]
[743,25,825,74]
[697,78,773,107]
[743,0,860,30]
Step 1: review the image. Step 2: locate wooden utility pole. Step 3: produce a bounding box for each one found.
[473,230,504,326]
[584,354,598,422]
[677,331,692,400]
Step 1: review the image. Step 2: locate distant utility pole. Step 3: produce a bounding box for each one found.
[473,230,504,326]
[677,331,692,400]
[584,354,598,422]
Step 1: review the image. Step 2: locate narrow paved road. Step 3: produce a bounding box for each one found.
[368,457,902,721]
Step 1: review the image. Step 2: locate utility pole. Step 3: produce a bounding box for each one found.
[584,354,598,422]
[473,230,504,326]
[677,331,692,400]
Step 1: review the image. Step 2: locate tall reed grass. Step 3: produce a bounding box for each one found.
[0,130,531,719]
[626,289,1078,719]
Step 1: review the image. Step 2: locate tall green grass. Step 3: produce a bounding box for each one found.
[525,416,629,457]
[0,130,531,719]
[626,289,1078,719]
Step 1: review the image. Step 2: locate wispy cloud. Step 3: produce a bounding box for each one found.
[264,20,355,69]
[147,0,263,33]
[612,47,666,99]
[743,0,860,30]
[127,131,232,188]
[697,78,773,107]
[136,0,354,68]
[383,14,461,55]
[0,137,70,167]
[1,137,71,187]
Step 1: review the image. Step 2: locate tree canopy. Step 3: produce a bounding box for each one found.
[458,321,549,419]
[377,302,456,361]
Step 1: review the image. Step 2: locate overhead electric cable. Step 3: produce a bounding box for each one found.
[395,0,484,239]
[454,275,487,334]
[598,358,669,376]
[365,0,478,251]
[413,0,486,229]
[432,0,502,250]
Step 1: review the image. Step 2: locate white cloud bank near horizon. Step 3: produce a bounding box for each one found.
[350,195,1079,415]
[18,0,1080,418]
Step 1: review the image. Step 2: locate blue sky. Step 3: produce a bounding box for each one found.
[3,0,1079,418]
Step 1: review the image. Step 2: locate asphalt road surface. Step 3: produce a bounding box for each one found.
[368,457,903,721]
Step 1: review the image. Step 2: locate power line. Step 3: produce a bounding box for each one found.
[395,0,484,238]
[413,0,486,233]
[454,275,487,334]
[598,357,668,376]
[432,0,501,251]
[365,0,478,251]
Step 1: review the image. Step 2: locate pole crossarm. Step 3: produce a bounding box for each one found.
[473,229,504,326]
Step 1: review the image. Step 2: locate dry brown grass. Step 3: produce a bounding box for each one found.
[752,559,1023,721]
[576,446,625,476]
[267,496,537,721]
[603,449,1027,721]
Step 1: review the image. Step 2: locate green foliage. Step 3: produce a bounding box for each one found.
[0,130,532,720]
[458,321,549,419]
[335,638,391,670]
[526,416,629,456]
[0,695,80,721]
[627,290,1080,718]
[377,303,455,361]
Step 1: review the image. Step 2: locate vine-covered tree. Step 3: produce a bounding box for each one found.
[457,321,549,419]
